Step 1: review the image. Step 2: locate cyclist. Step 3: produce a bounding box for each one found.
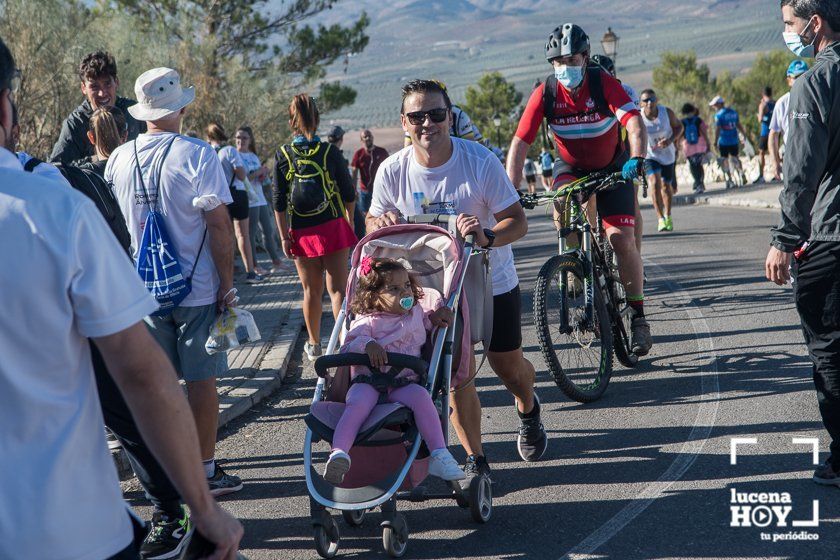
[592,53,645,252]
[507,23,652,356]
[639,89,682,232]
[591,54,640,110]
[709,95,747,188]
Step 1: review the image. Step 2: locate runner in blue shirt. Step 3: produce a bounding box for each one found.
[710,95,748,188]
[756,86,776,184]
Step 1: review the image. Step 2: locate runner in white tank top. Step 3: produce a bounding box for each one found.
[639,89,683,232]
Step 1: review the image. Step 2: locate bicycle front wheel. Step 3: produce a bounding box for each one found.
[534,254,614,403]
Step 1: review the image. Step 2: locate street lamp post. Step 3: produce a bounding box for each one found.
[492,113,502,150]
[601,27,619,62]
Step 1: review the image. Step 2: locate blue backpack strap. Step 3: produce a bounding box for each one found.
[133,135,178,212]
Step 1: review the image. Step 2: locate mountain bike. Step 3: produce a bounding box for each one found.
[521,171,640,403]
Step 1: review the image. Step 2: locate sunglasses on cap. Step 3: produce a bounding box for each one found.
[405,108,448,125]
[640,97,657,104]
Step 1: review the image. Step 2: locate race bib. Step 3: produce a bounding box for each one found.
[423,200,457,215]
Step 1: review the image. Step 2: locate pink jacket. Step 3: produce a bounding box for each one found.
[341,305,433,382]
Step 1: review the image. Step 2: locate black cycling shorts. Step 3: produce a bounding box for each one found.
[553,159,636,229]
[227,187,249,221]
[489,285,523,353]
[719,144,739,158]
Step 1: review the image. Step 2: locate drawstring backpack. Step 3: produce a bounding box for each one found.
[134,136,206,316]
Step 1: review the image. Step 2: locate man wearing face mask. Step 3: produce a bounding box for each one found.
[508,22,652,356]
[766,0,840,487]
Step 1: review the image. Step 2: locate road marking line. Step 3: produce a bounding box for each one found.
[730,437,759,465]
[792,437,821,465]
[561,259,721,560]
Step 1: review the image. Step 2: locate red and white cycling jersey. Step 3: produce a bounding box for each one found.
[515,70,639,171]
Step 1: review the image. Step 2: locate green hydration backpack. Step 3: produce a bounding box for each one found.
[279,142,345,223]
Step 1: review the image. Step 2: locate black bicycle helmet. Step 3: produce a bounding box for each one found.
[591,54,615,76]
[545,23,590,61]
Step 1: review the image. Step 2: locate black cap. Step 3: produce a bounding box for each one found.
[327,125,345,141]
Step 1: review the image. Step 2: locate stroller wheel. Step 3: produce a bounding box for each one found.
[313,514,340,558]
[469,474,493,523]
[382,513,408,558]
[342,508,366,527]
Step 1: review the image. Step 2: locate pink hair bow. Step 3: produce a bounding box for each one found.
[358,256,373,277]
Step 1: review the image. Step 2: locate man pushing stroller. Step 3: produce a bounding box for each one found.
[366,79,547,486]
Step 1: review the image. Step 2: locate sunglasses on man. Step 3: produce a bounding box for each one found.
[405,108,448,126]
[640,97,657,104]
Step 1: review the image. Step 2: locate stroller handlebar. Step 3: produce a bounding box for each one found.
[404,214,475,246]
[314,352,428,379]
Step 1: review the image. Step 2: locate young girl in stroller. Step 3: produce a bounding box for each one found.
[323,256,466,485]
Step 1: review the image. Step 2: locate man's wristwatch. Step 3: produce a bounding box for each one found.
[482,228,496,248]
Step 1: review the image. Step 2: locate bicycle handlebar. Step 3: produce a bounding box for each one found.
[519,171,624,209]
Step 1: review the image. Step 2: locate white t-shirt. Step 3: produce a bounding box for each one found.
[215,144,246,191]
[642,105,677,165]
[16,151,72,188]
[240,151,268,207]
[769,91,791,143]
[105,132,233,307]
[0,148,159,560]
[369,137,521,295]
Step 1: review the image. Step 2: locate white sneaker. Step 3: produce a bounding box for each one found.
[324,450,351,484]
[304,342,322,362]
[428,449,466,481]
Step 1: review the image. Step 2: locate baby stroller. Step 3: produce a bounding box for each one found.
[303,215,493,558]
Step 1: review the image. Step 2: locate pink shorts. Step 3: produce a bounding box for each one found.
[290,218,357,258]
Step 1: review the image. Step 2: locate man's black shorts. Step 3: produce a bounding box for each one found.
[553,160,636,229]
[644,159,676,186]
[525,174,536,184]
[227,187,249,221]
[719,144,740,158]
[489,285,523,353]
[541,169,552,178]
[758,135,769,151]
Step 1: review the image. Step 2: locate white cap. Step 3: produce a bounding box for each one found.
[708,95,725,107]
[128,67,195,121]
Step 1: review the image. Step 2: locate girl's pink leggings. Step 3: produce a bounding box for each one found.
[332,382,445,452]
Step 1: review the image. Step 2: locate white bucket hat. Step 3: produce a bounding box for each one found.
[128,67,195,121]
[708,95,725,107]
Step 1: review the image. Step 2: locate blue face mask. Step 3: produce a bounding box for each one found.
[399,296,414,310]
[555,65,584,89]
[783,18,817,58]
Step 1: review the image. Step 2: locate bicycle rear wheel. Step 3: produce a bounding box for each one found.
[534,254,614,402]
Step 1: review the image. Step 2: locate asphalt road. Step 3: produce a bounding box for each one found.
[130,204,839,559]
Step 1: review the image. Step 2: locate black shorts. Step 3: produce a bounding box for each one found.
[489,285,523,353]
[227,187,249,221]
[525,174,536,184]
[644,160,676,186]
[553,158,636,229]
[541,170,552,178]
[758,135,769,151]
[719,144,739,158]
